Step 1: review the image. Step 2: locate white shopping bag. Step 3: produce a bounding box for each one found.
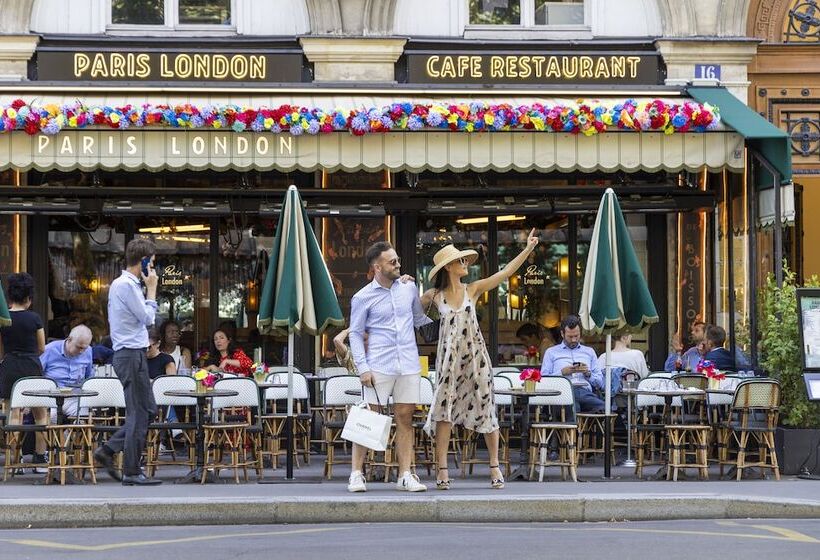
[341,401,392,451]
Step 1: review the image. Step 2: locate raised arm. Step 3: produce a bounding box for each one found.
[469,228,539,299]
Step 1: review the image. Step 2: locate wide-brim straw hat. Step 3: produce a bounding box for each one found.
[428,244,478,282]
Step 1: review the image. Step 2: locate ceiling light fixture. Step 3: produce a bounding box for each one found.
[456,215,526,225]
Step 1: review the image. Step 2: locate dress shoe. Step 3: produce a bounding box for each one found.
[93,447,122,481]
[122,472,162,486]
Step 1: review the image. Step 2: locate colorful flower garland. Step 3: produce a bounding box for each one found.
[0,98,720,137]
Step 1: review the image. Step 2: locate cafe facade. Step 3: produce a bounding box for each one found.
[0,0,791,372]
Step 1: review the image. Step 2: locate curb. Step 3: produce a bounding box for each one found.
[2,495,819,528]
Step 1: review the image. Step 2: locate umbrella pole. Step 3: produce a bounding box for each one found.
[604,333,612,479]
[286,331,295,480]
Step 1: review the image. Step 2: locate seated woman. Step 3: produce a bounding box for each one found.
[159,320,192,373]
[147,328,176,380]
[596,333,649,379]
[205,329,253,377]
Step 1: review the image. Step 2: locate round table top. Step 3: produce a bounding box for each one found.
[705,388,736,395]
[22,388,98,398]
[256,383,289,389]
[494,388,561,397]
[164,389,239,398]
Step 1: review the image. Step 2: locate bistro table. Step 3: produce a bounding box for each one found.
[21,388,99,485]
[165,388,239,484]
[255,382,288,415]
[494,388,561,480]
[621,387,705,480]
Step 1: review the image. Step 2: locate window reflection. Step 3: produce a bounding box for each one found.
[469,0,521,24]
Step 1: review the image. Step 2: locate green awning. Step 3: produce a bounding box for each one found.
[688,86,791,186]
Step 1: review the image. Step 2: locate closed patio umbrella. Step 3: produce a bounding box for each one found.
[579,187,659,478]
[257,185,344,479]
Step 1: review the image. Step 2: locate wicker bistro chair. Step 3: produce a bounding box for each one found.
[321,375,364,479]
[716,379,781,481]
[145,376,198,476]
[202,377,264,483]
[632,377,683,478]
[260,372,312,469]
[528,376,579,482]
[2,377,56,481]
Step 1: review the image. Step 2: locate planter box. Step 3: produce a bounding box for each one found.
[775,427,820,475]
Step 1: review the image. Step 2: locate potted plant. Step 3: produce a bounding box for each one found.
[759,265,820,475]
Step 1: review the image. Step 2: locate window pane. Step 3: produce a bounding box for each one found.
[179,0,231,25]
[534,0,584,25]
[112,0,164,25]
[469,0,521,24]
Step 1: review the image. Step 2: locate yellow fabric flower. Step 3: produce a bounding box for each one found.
[6,108,17,119]
[194,370,208,381]
[213,120,222,129]
[263,117,274,128]
[68,116,78,127]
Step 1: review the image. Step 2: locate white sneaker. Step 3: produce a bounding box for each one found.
[396,471,427,492]
[347,471,367,493]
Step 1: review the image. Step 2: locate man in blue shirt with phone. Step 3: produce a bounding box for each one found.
[94,238,161,486]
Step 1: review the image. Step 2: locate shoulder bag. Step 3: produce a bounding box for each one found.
[417,290,440,344]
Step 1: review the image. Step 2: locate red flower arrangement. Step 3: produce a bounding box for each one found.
[526,345,539,359]
[696,359,725,380]
[519,368,542,382]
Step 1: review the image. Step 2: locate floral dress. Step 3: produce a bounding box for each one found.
[424,287,499,436]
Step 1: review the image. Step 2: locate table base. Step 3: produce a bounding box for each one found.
[618,459,637,468]
[508,465,531,481]
[174,467,226,484]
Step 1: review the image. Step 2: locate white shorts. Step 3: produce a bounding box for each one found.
[364,372,420,406]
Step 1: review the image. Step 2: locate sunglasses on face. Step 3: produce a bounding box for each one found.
[385,257,401,266]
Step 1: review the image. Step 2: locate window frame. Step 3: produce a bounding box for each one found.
[465,0,590,37]
[107,0,237,35]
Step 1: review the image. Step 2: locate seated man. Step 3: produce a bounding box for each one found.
[703,324,736,371]
[40,324,95,421]
[541,315,605,413]
[664,321,706,372]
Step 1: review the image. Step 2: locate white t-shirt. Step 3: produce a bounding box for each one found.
[597,348,649,378]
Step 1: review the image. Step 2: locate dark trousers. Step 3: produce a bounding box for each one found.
[573,386,605,413]
[106,348,156,476]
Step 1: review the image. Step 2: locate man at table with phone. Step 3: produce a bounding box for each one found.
[541,314,605,413]
[93,238,161,486]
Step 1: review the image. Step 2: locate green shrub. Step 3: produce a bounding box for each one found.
[759,265,820,428]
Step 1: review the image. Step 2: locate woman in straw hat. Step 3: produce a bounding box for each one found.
[422,228,539,489]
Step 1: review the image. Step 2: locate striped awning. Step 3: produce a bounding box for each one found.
[0,92,745,174]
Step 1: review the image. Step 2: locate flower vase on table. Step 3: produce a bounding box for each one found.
[519,368,541,393]
[526,345,540,366]
[696,359,725,390]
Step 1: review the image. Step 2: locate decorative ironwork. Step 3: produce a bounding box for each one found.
[782,109,820,158]
[785,0,820,42]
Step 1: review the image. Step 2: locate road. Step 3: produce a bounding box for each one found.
[2,520,819,560]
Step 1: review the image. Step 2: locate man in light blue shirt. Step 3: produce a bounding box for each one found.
[94,238,161,486]
[41,324,94,420]
[348,241,431,493]
[663,321,706,372]
[541,315,605,413]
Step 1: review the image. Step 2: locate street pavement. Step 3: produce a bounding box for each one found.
[1,454,819,528]
[1,520,819,560]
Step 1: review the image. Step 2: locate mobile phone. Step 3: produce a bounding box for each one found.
[572,362,581,367]
[141,257,152,277]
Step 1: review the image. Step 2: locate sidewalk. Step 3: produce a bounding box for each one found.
[2,458,819,528]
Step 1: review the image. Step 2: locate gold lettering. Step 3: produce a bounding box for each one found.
[490,56,504,78]
[193,54,210,78]
[109,53,126,78]
[470,56,482,78]
[594,57,610,79]
[160,54,173,78]
[579,56,594,78]
[545,56,560,78]
[440,56,456,78]
[90,53,108,78]
[212,55,229,79]
[518,55,531,79]
[505,56,518,78]
[426,55,440,78]
[457,56,470,78]
[626,56,640,78]
[610,56,625,78]
[249,55,265,79]
[230,54,248,79]
[532,56,546,77]
[175,54,192,79]
[135,54,151,78]
[74,53,90,78]
[561,56,578,79]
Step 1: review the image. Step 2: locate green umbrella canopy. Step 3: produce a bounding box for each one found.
[0,281,9,326]
[579,188,659,334]
[257,185,344,336]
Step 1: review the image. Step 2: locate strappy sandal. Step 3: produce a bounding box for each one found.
[436,466,451,490]
[489,465,505,489]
